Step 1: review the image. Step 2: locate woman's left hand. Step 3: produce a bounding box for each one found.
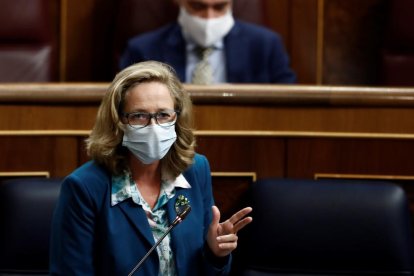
[207,206,253,257]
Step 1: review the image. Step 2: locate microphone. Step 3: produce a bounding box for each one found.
[128,204,191,276]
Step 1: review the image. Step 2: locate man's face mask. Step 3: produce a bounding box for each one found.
[178,7,235,47]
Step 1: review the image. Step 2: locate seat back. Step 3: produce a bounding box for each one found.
[0,177,62,275]
[235,178,414,275]
[0,0,57,82]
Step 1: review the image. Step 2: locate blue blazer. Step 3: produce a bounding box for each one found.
[120,20,296,84]
[49,154,231,275]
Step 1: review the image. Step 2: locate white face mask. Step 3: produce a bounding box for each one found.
[122,124,177,165]
[178,6,235,47]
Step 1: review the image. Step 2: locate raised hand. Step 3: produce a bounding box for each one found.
[207,206,253,257]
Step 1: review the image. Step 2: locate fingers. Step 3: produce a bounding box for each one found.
[217,243,237,252]
[234,217,253,233]
[226,207,253,234]
[228,207,253,225]
[217,233,238,243]
[214,206,253,237]
[209,206,222,236]
[217,234,238,251]
[211,205,221,228]
[207,206,253,257]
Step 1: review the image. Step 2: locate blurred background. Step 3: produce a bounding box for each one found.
[0,0,412,85]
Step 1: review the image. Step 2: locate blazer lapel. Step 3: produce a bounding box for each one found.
[166,189,192,270]
[163,24,187,82]
[117,199,154,246]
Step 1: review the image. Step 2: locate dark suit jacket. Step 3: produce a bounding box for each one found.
[49,154,231,275]
[120,20,296,84]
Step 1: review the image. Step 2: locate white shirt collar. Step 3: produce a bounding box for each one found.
[185,39,224,52]
[111,172,191,206]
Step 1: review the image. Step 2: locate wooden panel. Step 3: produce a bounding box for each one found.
[0,83,414,180]
[0,171,50,180]
[1,83,414,133]
[61,0,116,81]
[196,136,285,178]
[193,105,414,133]
[2,133,414,184]
[286,138,414,178]
[323,0,387,84]
[0,136,79,177]
[290,0,319,84]
[61,0,94,81]
[262,0,290,48]
[0,105,97,130]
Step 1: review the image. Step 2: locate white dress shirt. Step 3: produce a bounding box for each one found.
[185,40,227,83]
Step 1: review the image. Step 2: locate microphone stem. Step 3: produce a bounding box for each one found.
[127,217,181,276]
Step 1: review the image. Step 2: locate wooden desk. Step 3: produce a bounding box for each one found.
[1,83,414,179]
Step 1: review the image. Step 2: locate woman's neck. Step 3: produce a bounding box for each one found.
[129,153,160,177]
[129,154,162,209]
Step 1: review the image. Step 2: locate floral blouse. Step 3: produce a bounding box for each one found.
[111,171,191,275]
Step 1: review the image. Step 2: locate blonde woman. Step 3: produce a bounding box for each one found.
[50,61,252,275]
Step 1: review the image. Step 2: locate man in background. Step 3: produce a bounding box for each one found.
[119,0,296,84]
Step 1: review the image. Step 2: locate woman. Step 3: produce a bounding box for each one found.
[49,61,252,275]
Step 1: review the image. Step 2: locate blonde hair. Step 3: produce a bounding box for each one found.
[86,61,195,177]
